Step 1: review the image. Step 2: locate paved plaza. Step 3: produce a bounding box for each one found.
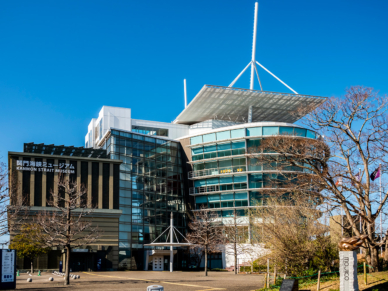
[16,271,265,291]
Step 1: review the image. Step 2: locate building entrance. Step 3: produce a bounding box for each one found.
[152,256,163,271]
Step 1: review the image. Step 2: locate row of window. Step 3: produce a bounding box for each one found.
[111,130,178,147]
[132,125,169,137]
[191,157,307,179]
[195,191,287,210]
[195,192,248,209]
[120,180,185,194]
[190,126,317,145]
[190,173,300,194]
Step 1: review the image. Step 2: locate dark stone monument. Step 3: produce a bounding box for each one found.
[279,279,298,291]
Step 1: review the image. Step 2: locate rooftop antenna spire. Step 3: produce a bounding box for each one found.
[250,2,258,90]
[184,79,188,108]
[228,2,298,94]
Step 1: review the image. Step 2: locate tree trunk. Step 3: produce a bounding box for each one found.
[370,246,379,272]
[365,243,379,272]
[234,241,237,275]
[384,232,388,262]
[64,245,70,285]
[30,260,34,274]
[204,246,208,276]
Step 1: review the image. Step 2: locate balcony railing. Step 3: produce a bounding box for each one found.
[189,183,247,194]
[188,166,247,179]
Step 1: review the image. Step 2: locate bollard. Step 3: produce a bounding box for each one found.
[17,270,19,277]
[364,262,367,285]
[147,285,164,291]
[317,270,321,291]
[273,265,277,285]
[38,270,41,276]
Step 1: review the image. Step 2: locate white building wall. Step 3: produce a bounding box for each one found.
[224,244,268,269]
[85,106,190,149]
[85,118,97,148]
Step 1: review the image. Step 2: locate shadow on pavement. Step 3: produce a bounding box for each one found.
[363,281,388,291]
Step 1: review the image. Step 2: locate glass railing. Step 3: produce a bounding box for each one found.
[188,166,247,179]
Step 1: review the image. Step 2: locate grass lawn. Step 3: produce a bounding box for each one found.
[258,270,388,291]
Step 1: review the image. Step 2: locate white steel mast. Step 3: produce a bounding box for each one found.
[250,2,258,90]
[184,79,188,108]
[228,2,298,94]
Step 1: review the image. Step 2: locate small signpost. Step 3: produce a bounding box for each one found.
[279,279,298,291]
[0,249,16,290]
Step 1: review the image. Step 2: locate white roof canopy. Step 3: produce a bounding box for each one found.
[173,85,327,125]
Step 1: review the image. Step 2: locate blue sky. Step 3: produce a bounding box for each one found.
[0,0,387,161]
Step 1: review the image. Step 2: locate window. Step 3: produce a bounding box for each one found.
[216,131,230,140]
[249,174,263,188]
[132,126,168,137]
[208,194,220,208]
[247,139,261,152]
[247,127,262,136]
[221,194,234,208]
[279,127,294,136]
[195,196,207,209]
[306,130,316,139]
[232,141,245,155]
[294,128,307,137]
[235,192,248,207]
[250,192,262,206]
[231,128,245,138]
[206,178,219,185]
[222,210,234,217]
[204,144,217,159]
[203,133,216,143]
[248,158,261,171]
[191,136,203,145]
[263,126,278,136]
[217,143,231,157]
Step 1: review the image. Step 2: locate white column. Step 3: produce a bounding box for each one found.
[248,106,253,123]
[170,212,173,272]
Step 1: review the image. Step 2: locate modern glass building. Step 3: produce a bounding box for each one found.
[84,85,326,270]
[90,124,189,271]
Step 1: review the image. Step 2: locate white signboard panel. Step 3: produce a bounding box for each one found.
[1,250,15,282]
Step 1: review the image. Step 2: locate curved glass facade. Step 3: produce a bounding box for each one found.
[187,124,318,215]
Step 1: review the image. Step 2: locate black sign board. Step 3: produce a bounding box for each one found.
[279,279,298,291]
[0,250,16,290]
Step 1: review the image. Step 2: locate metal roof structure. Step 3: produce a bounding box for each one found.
[24,142,108,158]
[173,85,327,125]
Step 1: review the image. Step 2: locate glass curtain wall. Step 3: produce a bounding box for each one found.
[105,130,186,270]
[189,125,318,214]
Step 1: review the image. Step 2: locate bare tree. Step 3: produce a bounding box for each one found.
[35,178,100,285]
[186,209,223,276]
[0,161,9,241]
[1,160,28,244]
[249,193,334,276]
[222,209,250,274]
[248,86,388,271]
